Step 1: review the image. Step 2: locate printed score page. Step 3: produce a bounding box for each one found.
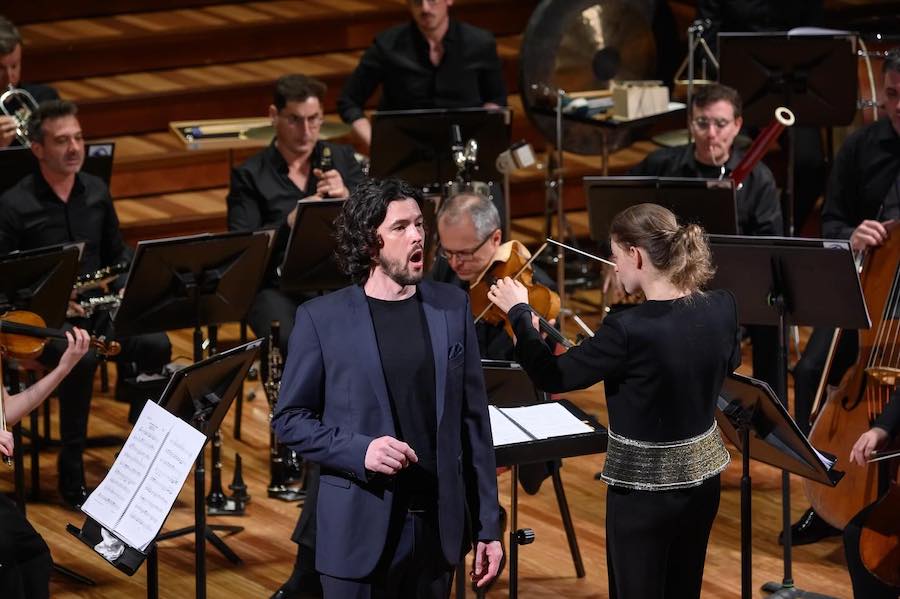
[499,403,594,440]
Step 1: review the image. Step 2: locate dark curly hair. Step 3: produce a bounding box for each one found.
[334,178,424,284]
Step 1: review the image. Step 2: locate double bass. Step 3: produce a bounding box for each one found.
[802,226,900,585]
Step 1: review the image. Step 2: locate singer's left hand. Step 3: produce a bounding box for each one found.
[314,168,349,198]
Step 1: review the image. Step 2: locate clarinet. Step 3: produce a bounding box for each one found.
[266,321,303,501]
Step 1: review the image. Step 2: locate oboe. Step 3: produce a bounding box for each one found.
[266,321,303,501]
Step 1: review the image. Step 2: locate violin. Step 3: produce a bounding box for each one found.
[468,240,573,349]
[0,310,121,359]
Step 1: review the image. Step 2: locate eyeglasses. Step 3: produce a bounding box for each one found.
[280,113,324,128]
[438,230,496,262]
[691,117,734,131]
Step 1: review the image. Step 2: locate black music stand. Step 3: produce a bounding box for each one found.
[370,107,510,188]
[477,360,607,599]
[716,372,842,599]
[708,235,870,599]
[112,231,271,572]
[66,340,261,599]
[584,176,739,239]
[0,142,115,194]
[279,198,349,297]
[718,32,857,234]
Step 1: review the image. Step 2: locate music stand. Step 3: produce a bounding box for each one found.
[480,360,607,599]
[584,176,739,239]
[112,231,271,569]
[718,31,857,234]
[66,340,262,599]
[716,372,842,599]
[708,235,870,599]
[0,142,116,194]
[370,107,511,188]
[279,198,349,297]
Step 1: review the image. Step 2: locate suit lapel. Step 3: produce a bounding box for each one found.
[349,286,394,426]
[420,282,448,425]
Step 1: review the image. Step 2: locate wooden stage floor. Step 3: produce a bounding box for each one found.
[3,310,855,598]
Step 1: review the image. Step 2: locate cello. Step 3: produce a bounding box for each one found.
[802,225,900,530]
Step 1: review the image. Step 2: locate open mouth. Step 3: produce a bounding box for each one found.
[409,248,424,267]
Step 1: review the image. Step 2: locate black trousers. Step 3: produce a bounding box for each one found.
[606,475,721,599]
[320,498,453,599]
[792,328,858,435]
[291,462,320,552]
[0,495,51,599]
[843,502,900,599]
[40,316,171,490]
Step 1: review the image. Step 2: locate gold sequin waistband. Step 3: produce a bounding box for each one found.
[601,422,730,491]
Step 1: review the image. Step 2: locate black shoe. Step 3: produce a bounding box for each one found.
[270,572,322,599]
[270,588,321,599]
[778,507,841,546]
[59,485,91,511]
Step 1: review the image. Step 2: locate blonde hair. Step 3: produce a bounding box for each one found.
[609,203,714,293]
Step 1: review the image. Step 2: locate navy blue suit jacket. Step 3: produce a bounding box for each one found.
[272,280,500,578]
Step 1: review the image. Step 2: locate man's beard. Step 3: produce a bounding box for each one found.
[379,251,424,287]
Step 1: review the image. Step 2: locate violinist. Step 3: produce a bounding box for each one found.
[489,203,740,599]
[844,387,900,599]
[0,327,90,599]
[787,50,900,546]
[0,100,172,510]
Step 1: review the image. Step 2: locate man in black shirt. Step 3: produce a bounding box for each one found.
[0,15,59,148]
[630,83,782,392]
[0,100,172,509]
[336,0,507,148]
[786,50,900,546]
[273,178,502,598]
[231,75,364,599]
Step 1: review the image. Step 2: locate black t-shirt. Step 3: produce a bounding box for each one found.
[367,292,437,499]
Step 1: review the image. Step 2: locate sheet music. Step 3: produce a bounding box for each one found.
[81,401,206,552]
[499,403,594,440]
[489,405,532,446]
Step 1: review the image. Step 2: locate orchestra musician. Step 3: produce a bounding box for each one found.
[0,329,90,599]
[630,82,782,411]
[336,0,507,149]
[0,14,59,148]
[0,100,172,510]
[227,74,364,599]
[787,49,900,546]
[489,203,739,599]
[273,178,502,598]
[844,387,900,599]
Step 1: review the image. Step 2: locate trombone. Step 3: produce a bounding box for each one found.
[1,84,39,148]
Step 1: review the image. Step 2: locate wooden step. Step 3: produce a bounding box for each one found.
[54,34,522,138]
[22,0,537,81]
[4,1,229,24]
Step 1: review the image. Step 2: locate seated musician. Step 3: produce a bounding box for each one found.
[228,74,364,599]
[0,15,59,148]
[336,0,507,149]
[787,49,900,545]
[0,330,90,599]
[0,100,172,510]
[630,82,782,400]
[844,388,900,599]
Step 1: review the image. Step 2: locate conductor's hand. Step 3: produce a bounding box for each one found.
[58,328,92,373]
[364,436,418,476]
[0,429,13,459]
[0,116,17,148]
[487,277,529,314]
[849,427,889,466]
[850,220,891,253]
[471,540,503,588]
[314,168,349,198]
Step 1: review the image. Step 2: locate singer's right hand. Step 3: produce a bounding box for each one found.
[365,436,417,475]
[0,430,14,459]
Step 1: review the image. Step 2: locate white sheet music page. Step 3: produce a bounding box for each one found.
[81,400,172,530]
[489,405,532,446]
[116,416,205,551]
[81,401,206,551]
[500,403,593,440]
